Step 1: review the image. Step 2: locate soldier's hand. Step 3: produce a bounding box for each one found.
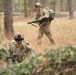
[39,16,46,20]
[39,17,42,20]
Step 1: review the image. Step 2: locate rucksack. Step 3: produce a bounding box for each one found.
[48,9,55,22]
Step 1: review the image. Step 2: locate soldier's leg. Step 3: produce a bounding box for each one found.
[37,27,44,44]
[41,25,55,44]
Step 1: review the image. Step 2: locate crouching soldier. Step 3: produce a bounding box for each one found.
[7,32,35,63]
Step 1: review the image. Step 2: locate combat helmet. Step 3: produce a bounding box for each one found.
[14,32,24,41]
[35,2,42,7]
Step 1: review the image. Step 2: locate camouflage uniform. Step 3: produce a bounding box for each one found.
[8,42,34,62]
[35,3,55,44]
[8,32,35,63]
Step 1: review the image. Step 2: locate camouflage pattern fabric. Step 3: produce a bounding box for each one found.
[35,9,50,26]
[35,8,55,44]
[8,42,34,62]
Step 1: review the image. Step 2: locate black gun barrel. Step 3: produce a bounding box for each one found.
[27,19,40,24]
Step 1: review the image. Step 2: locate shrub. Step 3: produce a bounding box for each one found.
[0,46,76,75]
[0,48,7,61]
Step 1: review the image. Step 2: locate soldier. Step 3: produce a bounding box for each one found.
[35,2,55,44]
[8,32,35,63]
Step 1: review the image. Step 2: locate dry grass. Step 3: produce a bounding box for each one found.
[0,16,76,70]
[13,17,76,52]
[0,16,76,52]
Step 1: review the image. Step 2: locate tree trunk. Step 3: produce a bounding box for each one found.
[4,0,14,39]
[60,0,63,11]
[67,0,74,19]
[0,0,3,12]
[24,0,28,17]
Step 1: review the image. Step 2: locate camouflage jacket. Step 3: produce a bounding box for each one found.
[8,42,34,63]
[35,8,50,26]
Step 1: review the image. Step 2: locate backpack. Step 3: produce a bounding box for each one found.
[48,9,55,22]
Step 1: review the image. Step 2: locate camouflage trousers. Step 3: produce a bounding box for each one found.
[37,23,55,44]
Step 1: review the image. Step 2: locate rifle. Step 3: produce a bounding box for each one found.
[6,56,14,63]
[7,53,18,63]
[27,17,48,27]
[27,19,40,24]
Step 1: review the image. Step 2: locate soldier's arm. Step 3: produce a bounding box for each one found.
[6,42,15,62]
[24,43,35,55]
[43,9,49,18]
[6,48,12,63]
[39,9,49,20]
